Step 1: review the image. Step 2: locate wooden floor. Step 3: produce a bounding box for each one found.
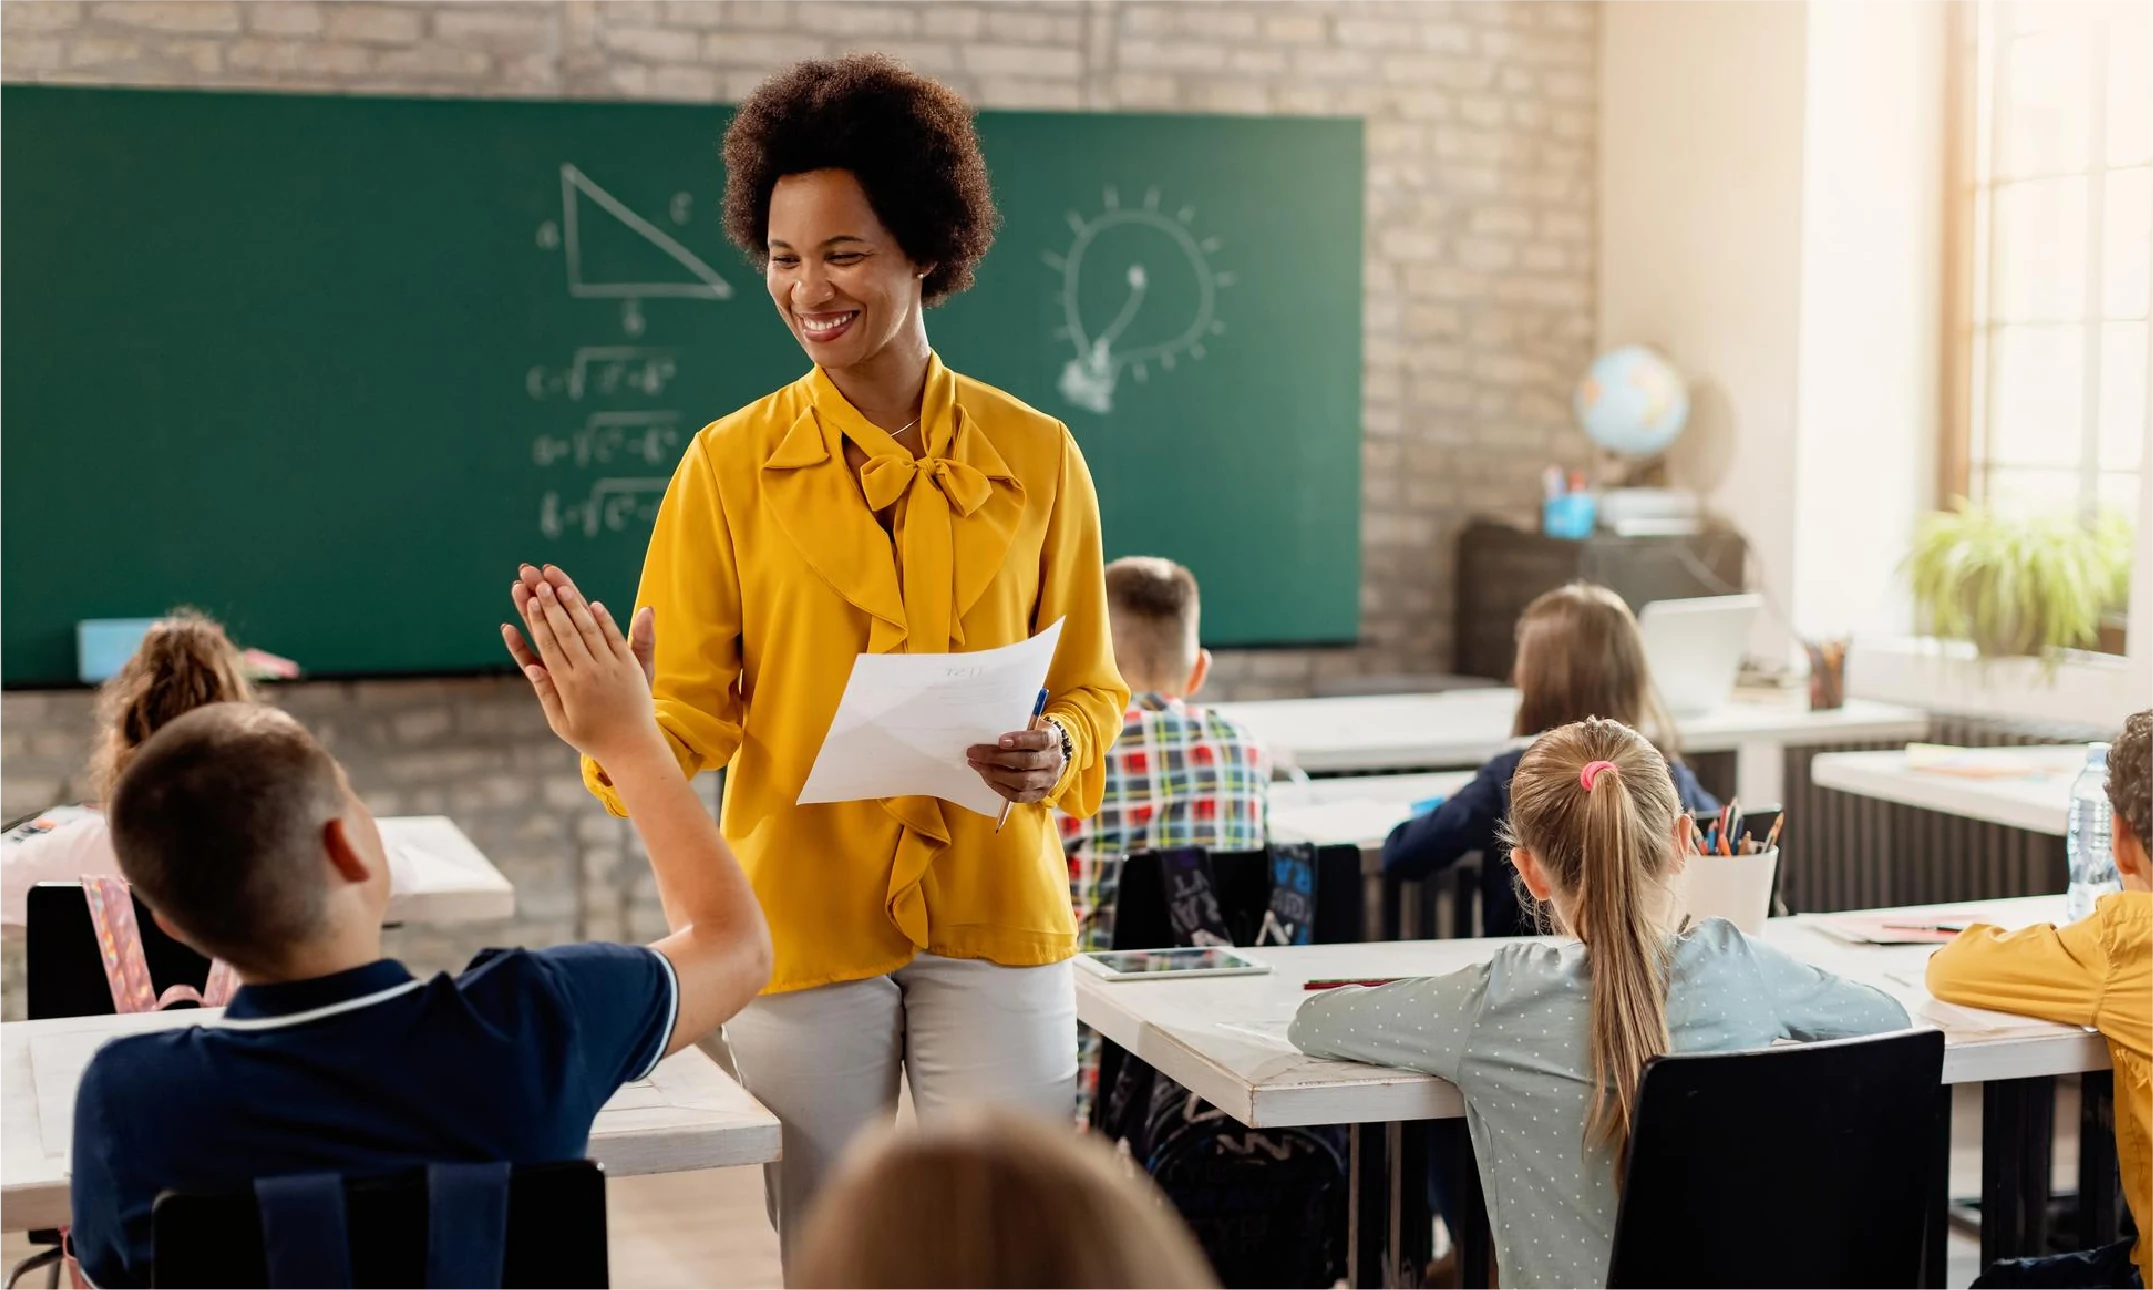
[0,1081,2083,1288]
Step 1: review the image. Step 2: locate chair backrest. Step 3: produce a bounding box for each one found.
[152,1160,608,1289]
[1605,1028,1945,1289]
[25,881,212,1019]
[1111,845,1365,951]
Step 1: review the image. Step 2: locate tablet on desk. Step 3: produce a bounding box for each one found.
[1076,947,1272,982]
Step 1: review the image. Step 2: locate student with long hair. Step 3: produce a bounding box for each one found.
[793,1108,1217,1289]
[1384,582,1718,938]
[2,610,256,929]
[1293,717,1905,1288]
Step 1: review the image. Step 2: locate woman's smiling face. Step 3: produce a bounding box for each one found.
[765,168,930,376]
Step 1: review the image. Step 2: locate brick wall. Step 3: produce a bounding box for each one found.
[0,0,1597,1008]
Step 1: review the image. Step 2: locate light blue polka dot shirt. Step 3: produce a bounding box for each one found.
[1289,918,1909,1289]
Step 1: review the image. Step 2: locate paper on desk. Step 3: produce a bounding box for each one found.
[799,620,1064,818]
[31,1031,111,1162]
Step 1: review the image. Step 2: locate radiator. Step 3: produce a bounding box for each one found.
[1777,713,2105,914]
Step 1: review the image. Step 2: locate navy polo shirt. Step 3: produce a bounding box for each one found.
[68,945,678,1289]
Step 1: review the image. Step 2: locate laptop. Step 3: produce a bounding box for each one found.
[1637,594,1763,718]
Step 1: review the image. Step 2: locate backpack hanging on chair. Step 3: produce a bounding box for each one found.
[1095,845,1348,1289]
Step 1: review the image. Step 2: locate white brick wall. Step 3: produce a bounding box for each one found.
[0,0,1597,1004]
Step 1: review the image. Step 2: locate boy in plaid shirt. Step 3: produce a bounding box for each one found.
[1059,557,1271,1118]
[1060,556,1273,909]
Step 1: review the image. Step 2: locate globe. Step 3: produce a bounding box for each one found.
[1574,345,1689,458]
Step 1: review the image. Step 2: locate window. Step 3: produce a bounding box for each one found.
[1946,0,2151,525]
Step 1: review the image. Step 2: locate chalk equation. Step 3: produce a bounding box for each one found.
[526,347,678,402]
[540,476,669,539]
[532,412,681,469]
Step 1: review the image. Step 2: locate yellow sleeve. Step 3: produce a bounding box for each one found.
[1925,917,2108,1029]
[582,435,746,817]
[1034,428,1131,818]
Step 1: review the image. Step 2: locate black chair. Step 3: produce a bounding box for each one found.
[1606,1028,1946,1289]
[1112,844,1364,952]
[11,882,219,1288]
[25,881,213,1020]
[152,1160,608,1289]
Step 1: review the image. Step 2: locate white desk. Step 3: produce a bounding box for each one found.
[3,814,512,932]
[1079,895,2105,1285]
[0,1009,780,1232]
[380,816,517,923]
[1215,689,1928,805]
[1076,895,2102,1130]
[1809,747,2081,836]
[1266,772,1476,850]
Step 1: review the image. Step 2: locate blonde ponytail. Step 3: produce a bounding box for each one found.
[1572,763,1671,1165]
[89,609,256,796]
[1501,717,1684,1172]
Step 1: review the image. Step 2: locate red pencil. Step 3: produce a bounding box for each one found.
[1303,977,1405,990]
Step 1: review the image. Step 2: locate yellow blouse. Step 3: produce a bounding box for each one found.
[584,354,1130,994]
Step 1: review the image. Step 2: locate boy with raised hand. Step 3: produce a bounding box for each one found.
[69,571,771,1289]
[1929,709,2151,1289]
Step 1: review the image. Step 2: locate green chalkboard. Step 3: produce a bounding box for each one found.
[1,85,1361,685]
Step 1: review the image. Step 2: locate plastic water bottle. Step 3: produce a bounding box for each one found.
[2066,742,2119,921]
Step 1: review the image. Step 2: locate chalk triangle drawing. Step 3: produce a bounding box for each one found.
[561,164,731,300]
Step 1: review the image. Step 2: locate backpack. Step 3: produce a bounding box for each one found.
[1094,845,1348,1288]
[81,875,237,1012]
[1101,1048,1348,1288]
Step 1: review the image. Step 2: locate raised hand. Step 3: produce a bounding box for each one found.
[502,565,662,766]
[515,563,655,688]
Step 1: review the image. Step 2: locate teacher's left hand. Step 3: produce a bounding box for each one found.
[967,728,1063,805]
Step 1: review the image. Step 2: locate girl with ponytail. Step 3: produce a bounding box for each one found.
[1292,717,1907,1288]
[3,611,257,928]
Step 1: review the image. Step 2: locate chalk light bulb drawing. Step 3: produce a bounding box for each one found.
[1048,187,1233,415]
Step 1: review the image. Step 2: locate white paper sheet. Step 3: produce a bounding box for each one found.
[798,620,1065,818]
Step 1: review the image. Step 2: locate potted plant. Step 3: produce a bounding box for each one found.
[1903,503,2133,661]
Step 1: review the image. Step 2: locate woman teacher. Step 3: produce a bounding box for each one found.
[565,55,1126,1256]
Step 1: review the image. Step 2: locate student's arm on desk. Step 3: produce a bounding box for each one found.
[509,574,772,1057]
[1288,966,1487,1085]
[1925,918,2103,1029]
[1736,926,1911,1040]
[565,438,747,816]
[1382,762,1503,882]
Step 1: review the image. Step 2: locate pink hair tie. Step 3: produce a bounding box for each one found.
[1580,760,1618,792]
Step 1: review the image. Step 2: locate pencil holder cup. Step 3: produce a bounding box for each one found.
[1805,638,1847,711]
[1541,492,1597,540]
[1677,847,1779,935]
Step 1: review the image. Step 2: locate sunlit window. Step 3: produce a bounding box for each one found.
[1958,0,2151,524]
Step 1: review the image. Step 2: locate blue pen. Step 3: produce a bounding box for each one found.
[996,687,1051,832]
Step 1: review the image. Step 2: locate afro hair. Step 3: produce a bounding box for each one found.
[723,54,999,306]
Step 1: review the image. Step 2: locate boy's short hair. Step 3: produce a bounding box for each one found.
[2109,710,2151,847]
[1104,557,1201,688]
[107,703,345,971]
